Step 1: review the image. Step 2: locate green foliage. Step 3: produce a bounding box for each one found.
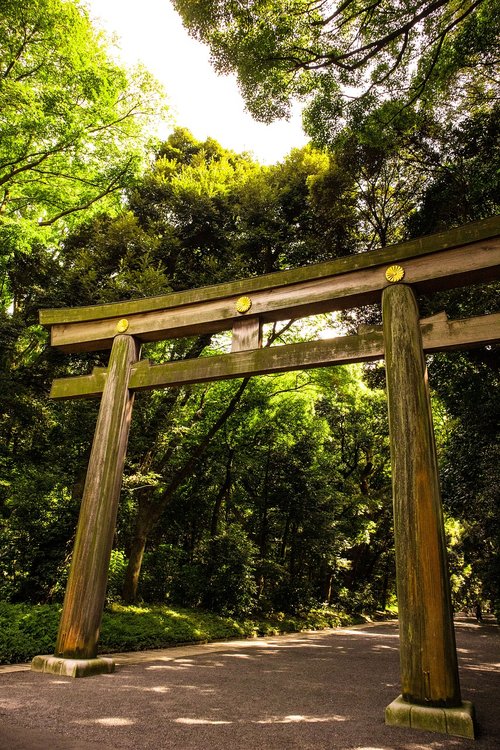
[99,604,259,652]
[404,104,500,613]
[0,602,60,663]
[0,0,495,658]
[136,544,183,603]
[181,527,258,616]
[407,106,500,235]
[106,550,129,604]
[126,363,394,616]
[174,0,498,139]
[0,0,165,236]
[0,601,359,664]
[433,352,500,609]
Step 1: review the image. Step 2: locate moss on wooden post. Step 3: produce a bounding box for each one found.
[54,334,140,659]
[382,284,461,707]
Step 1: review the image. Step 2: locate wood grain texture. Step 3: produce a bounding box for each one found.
[54,335,140,659]
[40,215,500,327]
[231,317,262,352]
[383,284,461,707]
[49,311,500,399]
[44,235,500,353]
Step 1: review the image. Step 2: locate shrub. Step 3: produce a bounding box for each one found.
[0,601,357,664]
[200,528,258,616]
[168,528,258,617]
[106,549,128,603]
[0,601,60,663]
[139,544,190,603]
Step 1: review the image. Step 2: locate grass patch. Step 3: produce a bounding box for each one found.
[0,600,362,665]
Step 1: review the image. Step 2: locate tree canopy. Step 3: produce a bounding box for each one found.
[174,0,499,140]
[0,0,165,231]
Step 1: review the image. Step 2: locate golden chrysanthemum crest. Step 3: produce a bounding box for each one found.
[235,296,252,314]
[385,265,405,283]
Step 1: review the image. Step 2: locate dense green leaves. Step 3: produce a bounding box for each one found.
[0,0,164,230]
[174,0,498,140]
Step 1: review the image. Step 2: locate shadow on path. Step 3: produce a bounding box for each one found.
[0,618,498,750]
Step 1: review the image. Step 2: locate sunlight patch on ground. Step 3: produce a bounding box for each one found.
[261,669,289,673]
[255,642,331,650]
[342,630,398,638]
[0,698,24,709]
[174,717,232,725]
[95,717,135,726]
[176,684,216,693]
[462,662,500,673]
[256,714,347,724]
[254,649,280,655]
[114,683,172,694]
[74,717,136,726]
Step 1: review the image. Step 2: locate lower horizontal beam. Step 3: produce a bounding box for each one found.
[131,330,384,391]
[49,311,500,399]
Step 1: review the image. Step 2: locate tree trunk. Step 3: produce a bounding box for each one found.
[210,449,233,537]
[122,495,163,603]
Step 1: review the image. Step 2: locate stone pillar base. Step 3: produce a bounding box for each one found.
[385,695,475,739]
[31,655,115,678]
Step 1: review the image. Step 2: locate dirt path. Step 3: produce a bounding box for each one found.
[0,617,498,749]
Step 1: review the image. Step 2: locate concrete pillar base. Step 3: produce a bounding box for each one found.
[31,654,115,678]
[385,695,475,739]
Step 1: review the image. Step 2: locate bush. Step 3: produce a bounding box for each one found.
[171,528,258,617]
[0,601,358,664]
[99,605,253,652]
[201,528,258,616]
[106,549,128,603]
[0,601,60,663]
[138,544,186,603]
[270,576,318,615]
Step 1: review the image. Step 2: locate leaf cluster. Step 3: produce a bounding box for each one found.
[174,0,498,142]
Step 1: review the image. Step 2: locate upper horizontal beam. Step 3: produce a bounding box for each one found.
[46,232,500,352]
[49,311,500,399]
[40,216,500,327]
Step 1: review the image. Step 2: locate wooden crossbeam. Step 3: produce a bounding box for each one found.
[49,311,500,400]
[40,217,500,352]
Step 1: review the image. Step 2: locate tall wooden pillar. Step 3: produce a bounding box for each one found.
[32,334,139,676]
[382,284,474,737]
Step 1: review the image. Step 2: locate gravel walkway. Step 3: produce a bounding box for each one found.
[0,617,498,750]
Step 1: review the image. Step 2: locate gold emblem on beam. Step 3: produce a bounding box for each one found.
[385,265,405,283]
[236,296,252,314]
[116,318,129,333]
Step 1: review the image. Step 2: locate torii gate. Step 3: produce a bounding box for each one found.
[32,217,500,739]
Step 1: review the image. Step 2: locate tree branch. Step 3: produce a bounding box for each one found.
[37,162,132,226]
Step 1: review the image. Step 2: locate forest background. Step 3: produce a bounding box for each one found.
[0,0,498,661]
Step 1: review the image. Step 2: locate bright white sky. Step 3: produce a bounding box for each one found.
[85,0,308,164]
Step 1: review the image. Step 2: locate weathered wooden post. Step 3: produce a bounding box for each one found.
[32,333,140,677]
[382,283,475,738]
